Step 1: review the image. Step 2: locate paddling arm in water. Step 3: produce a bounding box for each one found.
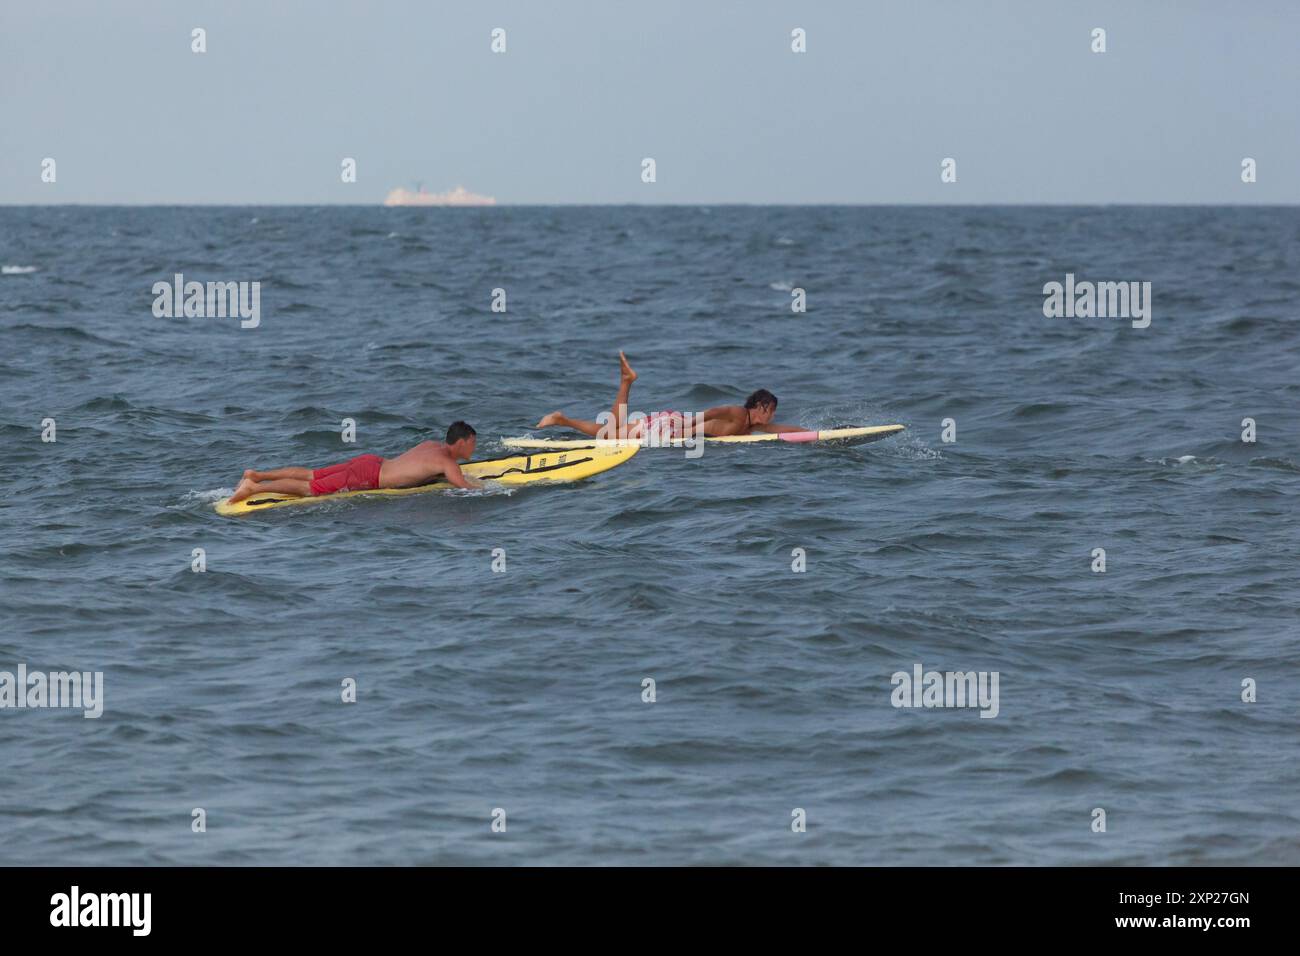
[227,422,482,503]
[535,352,804,439]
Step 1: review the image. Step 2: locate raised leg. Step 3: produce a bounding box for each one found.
[535,351,640,438]
[607,350,638,436]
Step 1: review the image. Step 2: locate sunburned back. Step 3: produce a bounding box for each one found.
[379,440,454,487]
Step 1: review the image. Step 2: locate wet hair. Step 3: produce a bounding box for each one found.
[744,389,778,411]
[446,421,477,444]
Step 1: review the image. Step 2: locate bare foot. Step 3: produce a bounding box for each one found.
[228,477,257,503]
[243,468,258,480]
[536,411,566,429]
[619,350,637,382]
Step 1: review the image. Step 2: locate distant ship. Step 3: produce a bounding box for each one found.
[383,184,496,207]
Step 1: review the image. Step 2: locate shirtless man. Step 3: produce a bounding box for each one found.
[226,421,482,503]
[535,351,805,441]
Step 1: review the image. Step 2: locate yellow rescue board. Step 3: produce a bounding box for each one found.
[214,443,639,516]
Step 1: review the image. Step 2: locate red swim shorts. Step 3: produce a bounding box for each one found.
[310,454,385,496]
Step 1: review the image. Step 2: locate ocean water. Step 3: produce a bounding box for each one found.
[1,205,1298,865]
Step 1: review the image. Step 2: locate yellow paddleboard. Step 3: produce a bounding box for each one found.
[214,443,639,516]
[502,424,906,450]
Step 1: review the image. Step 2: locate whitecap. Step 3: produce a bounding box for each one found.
[185,488,232,503]
[449,483,515,497]
[1148,455,1220,469]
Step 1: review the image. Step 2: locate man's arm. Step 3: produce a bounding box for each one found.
[752,422,812,434]
[442,460,484,490]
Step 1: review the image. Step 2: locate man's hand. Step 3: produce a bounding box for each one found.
[443,461,484,490]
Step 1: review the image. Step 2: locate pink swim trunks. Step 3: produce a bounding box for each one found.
[636,410,685,440]
[310,454,385,496]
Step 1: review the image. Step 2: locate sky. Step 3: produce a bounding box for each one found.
[2,0,1297,204]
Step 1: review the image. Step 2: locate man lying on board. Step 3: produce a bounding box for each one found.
[227,421,482,503]
[534,351,806,441]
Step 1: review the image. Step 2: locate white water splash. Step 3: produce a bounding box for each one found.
[446,483,515,497]
[798,401,938,460]
[1146,455,1223,470]
[186,488,232,503]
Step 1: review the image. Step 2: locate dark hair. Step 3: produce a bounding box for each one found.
[744,389,777,410]
[446,421,477,444]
